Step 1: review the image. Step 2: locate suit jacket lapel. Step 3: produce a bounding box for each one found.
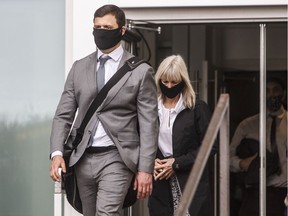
[86,51,98,96]
[98,50,134,110]
[117,50,130,70]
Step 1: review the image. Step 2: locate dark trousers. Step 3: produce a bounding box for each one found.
[239,186,286,216]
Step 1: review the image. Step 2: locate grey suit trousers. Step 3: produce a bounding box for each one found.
[75,148,134,216]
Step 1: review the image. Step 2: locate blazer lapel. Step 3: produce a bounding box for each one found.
[117,50,131,70]
[98,50,134,110]
[86,51,97,95]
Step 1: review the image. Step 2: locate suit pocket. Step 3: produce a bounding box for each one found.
[122,85,135,91]
[120,86,137,96]
[117,133,139,148]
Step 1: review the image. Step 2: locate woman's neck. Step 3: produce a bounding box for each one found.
[163,95,180,109]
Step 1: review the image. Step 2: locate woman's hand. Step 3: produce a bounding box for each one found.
[153,158,163,179]
[154,158,175,180]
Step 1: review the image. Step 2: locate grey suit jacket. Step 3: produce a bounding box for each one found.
[50,49,158,174]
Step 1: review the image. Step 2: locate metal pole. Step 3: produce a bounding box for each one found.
[259,23,267,216]
[54,169,63,216]
[213,154,218,216]
[201,60,208,103]
[214,69,218,216]
[127,206,133,216]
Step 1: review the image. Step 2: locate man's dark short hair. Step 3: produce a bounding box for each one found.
[93,4,126,28]
[267,77,285,91]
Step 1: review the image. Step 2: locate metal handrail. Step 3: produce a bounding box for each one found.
[54,169,63,216]
[175,93,230,216]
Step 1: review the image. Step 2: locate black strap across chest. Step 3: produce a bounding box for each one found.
[72,56,146,149]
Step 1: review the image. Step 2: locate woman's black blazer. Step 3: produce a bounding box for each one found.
[149,99,218,216]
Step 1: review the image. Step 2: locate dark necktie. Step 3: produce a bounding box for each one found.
[97,55,111,92]
[270,115,281,174]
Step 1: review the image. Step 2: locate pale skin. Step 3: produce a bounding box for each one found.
[50,13,152,200]
[154,79,180,181]
[239,154,258,171]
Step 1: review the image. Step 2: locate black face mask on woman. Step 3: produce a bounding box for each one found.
[159,81,185,99]
[93,27,123,50]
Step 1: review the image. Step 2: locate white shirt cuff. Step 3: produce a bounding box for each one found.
[51,151,63,159]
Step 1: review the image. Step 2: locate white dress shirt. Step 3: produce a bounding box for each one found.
[92,46,123,147]
[158,94,185,157]
[230,106,287,187]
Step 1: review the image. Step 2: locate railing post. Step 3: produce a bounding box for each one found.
[219,97,230,216]
[174,94,229,216]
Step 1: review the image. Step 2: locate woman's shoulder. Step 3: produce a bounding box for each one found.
[194,97,209,110]
[193,98,211,120]
[195,98,207,106]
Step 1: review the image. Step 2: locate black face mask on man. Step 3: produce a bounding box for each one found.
[266,96,283,112]
[160,81,185,99]
[93,27,123,50]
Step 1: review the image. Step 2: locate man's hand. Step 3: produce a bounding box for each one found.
[239,154,257,171]
[154,158,175,180]
[49,155,66,182]
[133,171,153,199]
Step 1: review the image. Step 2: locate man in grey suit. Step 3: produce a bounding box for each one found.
[49,4,158,216]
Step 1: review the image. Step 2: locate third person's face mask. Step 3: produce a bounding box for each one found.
[93,27,123,50]
[266,96,283,112]
[160,81,185,99]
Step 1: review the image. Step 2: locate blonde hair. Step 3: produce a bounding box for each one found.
[155,55,196,108]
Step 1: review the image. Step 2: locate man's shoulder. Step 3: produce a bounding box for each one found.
[77,51,97,62]
[240,114,259,126]
[121,49,148,65]
[70,52,96,70]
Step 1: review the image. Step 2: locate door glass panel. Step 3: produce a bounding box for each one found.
[136,22,287,216]
[0,0,64,215]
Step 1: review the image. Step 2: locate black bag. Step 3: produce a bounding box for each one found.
[62,57,145,213]
[236,138,280,185]
[62,155,82,213]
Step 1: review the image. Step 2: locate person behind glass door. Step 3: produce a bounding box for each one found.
[49,4,158,216]
[148,55,217,216]
[230,77,287,216]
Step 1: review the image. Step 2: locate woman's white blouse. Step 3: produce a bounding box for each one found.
[158,94,185,157]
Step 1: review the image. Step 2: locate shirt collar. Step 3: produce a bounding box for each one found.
[173,94,185,114]
[97,45,123,62]
[158,94,185,115]
[267,106,286,119]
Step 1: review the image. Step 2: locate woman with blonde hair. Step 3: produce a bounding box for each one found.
[148,55,217,216]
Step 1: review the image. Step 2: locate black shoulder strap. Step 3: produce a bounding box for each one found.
[72,56,146,149]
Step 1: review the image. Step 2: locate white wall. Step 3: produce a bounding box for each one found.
[111,0,286,7]
[69,0,287,64]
